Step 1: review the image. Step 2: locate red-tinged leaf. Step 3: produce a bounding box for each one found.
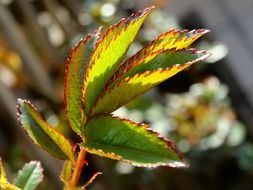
[64,30,101,135]
[82,115,186,167]
[91,49,210,115]
[107,29,209,87]
[82,7,154,114]
[17,99,74,161]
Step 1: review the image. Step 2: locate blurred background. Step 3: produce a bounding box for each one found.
[0,0,253,189]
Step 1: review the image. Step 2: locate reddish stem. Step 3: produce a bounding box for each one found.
[68,147,87,189]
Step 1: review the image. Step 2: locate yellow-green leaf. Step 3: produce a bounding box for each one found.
[82,115,187,167]
[82,7,154,114]
[0,158,7,182]
[64,30,100,135]
[0,159,20,190]
[91,49,210,115]
[145,28,209,51]
[0,182,21,190]
[107,29,209,87]
[17,99,74,161]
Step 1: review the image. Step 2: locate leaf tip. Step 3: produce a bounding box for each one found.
[16,99,26,125]
[17,98,26,109]
[199,28,211,34]
[146,127,189,168]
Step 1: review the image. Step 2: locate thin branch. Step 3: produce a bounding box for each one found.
[68,147,87,189]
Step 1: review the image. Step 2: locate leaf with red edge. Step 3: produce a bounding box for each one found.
[17,99,74,161]
[106,29,209,86]
[91,49,210,115]
[64,30,100,135]
[82,115,187,167]
[81,7,154,114]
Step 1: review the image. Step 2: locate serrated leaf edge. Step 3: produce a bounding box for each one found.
[64,28,102,135]
[16,99,75,161]
[81,6,155,112]
[14,161,43,188]
[106,28,210,88]
[84,114,188,168]
[91,49,211,115]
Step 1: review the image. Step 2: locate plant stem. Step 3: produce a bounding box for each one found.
[69,148,87,189]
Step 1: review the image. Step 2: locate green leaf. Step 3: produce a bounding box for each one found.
[14,161,43,190]
[17,99,74,161]
[60,161,72,185]
[91,49,210,115]
[82,7,154,114]
[107,29,209,85]
[64,30,100,135]
[82,115,187,167]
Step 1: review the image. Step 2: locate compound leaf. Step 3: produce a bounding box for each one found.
[82,7,154,114]
[64,30,100,135]
[82,115,187,167]
[17,99,74,161]
[91,49,210,115]
[14,161,43,190]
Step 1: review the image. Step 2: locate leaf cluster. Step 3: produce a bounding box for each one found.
[15,6,210,189]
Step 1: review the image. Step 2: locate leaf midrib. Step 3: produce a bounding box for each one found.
[18,164,36,190]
